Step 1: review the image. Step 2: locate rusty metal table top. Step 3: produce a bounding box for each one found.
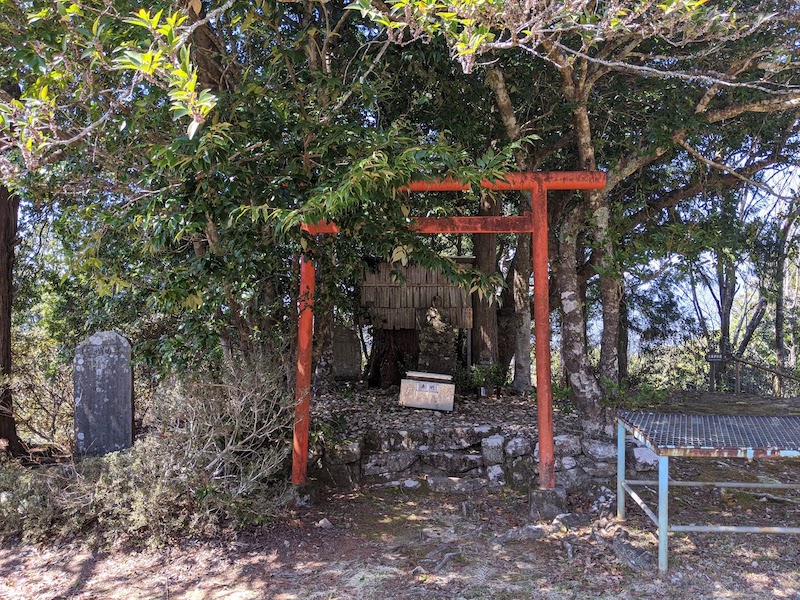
[618,412,800,458]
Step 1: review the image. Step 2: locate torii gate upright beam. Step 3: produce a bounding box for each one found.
[292,171,606,489]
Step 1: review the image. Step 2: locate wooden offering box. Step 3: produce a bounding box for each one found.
[399,371,455,412]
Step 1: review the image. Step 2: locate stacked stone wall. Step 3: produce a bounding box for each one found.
[309,388,658,493]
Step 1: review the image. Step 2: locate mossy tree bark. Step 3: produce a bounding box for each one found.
[471,194,500,366]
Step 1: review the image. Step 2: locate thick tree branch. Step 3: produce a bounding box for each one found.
[705,94,800,122]
[677,139,794,200]
[548,40,799,95]
[694,56,763,115]
[605,143,673,192]
[178,0,236,45]
[485,67,521,141]
[627,156,779,227]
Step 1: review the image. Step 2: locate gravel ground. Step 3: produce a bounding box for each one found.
[2,462,800,599]
[2,390,800,599]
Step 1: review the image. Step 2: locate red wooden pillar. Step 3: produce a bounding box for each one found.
[531,182,555,489]
[292,254,316,485]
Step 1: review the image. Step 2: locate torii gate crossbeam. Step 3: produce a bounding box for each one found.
[292,171,606,489]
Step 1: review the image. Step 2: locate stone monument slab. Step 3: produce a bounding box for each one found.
[333,325,362,380]
[74,331,133,456]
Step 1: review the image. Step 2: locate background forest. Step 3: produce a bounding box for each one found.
[0,0,799,539]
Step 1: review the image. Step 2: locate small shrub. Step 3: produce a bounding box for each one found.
[453,365,473,393]
[8,327,73,452]
[600,378,668,410]
[470,363,508,395]
[0,352,295,545]
[552,383,574,414]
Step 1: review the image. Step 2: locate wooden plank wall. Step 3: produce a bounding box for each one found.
[360,262,473,330]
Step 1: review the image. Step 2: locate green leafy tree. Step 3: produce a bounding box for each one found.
[355,0,800,432]
[0,0,526,449]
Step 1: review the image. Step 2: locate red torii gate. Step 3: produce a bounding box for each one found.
[292,171,606,489]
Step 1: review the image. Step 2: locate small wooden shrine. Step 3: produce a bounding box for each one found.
[359,260,474,388]
[359,260,474,330]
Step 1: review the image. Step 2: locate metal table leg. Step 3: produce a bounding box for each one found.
[658,454,669,572]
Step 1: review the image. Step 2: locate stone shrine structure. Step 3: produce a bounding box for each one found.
[74,331,134,456]
[417,297,456,375]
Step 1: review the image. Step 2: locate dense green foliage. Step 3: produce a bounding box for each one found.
[1,0,527,373]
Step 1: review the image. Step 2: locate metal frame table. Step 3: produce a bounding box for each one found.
[616,411,800,571]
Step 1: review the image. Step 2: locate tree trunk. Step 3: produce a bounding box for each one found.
[775,264,785,397]
[313,308,335,388]
[496,232,533,393]
[0,184,23,455]
[366,328,419,388]
[497,279,516,373]
[788,267,798,371]
[598,276,623,386]
[556,207,605,435]
[564,97,614,435]
[773,216,794,396]
[618,291,629,384]
[715,248,736,389]
[485,66,531,390]
[311,250,335,388]
[471,194,500,366]
[717,250,736,358]
[735,297,766,357]
[573,102,621,389]
[510,232,532,393]
[186,0,240,93]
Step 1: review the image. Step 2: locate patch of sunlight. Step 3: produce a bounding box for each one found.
[292,561,328,572]
[341,563,405,590]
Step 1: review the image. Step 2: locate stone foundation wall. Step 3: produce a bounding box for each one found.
[309,388,659,493]
[312,426,642,493]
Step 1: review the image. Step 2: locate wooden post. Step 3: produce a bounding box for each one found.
[292,254,315,485]
[532,182,555,489]
[710,362,716,392]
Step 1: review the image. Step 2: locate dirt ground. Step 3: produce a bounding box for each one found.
[2,392,800,599]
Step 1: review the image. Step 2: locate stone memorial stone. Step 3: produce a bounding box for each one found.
[332,325,362,380]
[529,486,568,521]
[481,434,505,465]
[74,331,134,456]
[417,298,456,374]
[582,438,618,462]
[505,436,534,458]
[632,446,659,471]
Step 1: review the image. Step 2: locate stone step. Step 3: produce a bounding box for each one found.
[363,425,504,453]
[360,450,485,478]
[427,475,489,494]
[422,451,484,473]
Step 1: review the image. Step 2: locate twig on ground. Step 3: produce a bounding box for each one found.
[433,551,461,573]
[424,544,453,560]
[744,491,800,505]
[563,538,574,561]
[592,528,655,572]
